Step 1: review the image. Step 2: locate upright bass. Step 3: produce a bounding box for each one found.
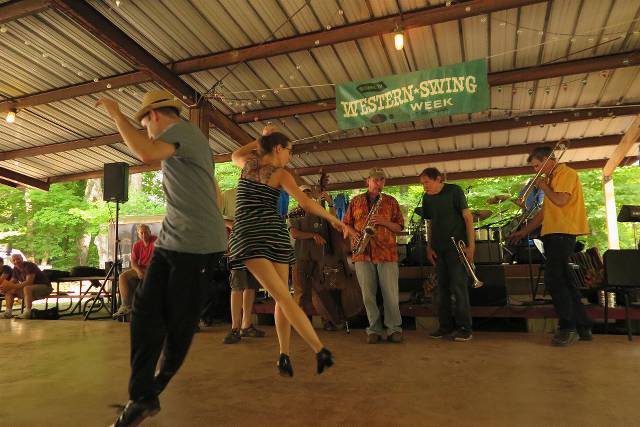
[310,172,363,332]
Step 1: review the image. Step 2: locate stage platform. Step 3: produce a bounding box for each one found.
[1,319,639,426]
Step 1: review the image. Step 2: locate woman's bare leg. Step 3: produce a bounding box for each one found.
[245,258,322,353]
[273,263,291,355]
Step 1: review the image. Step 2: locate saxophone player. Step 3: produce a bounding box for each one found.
[420,167,475,342]
[343,168,405,344]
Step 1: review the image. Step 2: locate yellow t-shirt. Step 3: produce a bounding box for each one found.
[541,164,590,236]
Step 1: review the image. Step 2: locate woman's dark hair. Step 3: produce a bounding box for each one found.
[419,167,443,180]
[258,132,290,155]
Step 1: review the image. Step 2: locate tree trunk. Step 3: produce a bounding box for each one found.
[84,178,109,267]
[130,173,143,194]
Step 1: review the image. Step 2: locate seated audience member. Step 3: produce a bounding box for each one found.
[113,224,156,318]
[0,257,12,283]
[0,254,52,319]
[0,257,12,314]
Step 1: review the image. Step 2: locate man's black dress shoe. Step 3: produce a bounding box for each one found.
[111,397,160,427]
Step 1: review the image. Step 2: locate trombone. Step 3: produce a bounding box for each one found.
[450,237,484,289]
[515,138,569,207]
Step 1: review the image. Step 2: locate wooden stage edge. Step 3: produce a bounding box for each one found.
[253,301,640,321]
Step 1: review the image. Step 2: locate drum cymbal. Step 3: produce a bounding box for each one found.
[471,209,493,221]
[487,194,511,205]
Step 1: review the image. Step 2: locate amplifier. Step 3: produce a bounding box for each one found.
[604,250,640,287]
[617,205,640,223]
[470,265,508,306]
[474,241,503,264]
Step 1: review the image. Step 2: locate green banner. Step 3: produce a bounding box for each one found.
[335,59,489,130]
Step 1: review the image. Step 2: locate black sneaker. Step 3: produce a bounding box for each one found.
[577,327,593,341]
[223,329,241,344]
[551,329,579,347]
[429,328,453,339]
[111,397,160,427]
[451,328,473,342]
[240,324,265,338]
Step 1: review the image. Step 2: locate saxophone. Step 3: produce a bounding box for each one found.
[353,196,383,256]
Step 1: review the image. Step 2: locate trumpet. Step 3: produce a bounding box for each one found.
[353,196,382,256]
[516,138,569,207]
[450,237,483,289]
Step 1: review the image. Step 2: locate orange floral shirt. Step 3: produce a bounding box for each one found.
[343,193,404,263]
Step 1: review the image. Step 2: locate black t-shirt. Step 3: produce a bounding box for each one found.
[0,265,11,279]
[421,183,469,252]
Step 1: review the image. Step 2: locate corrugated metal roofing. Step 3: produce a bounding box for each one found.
[0,0,638,188]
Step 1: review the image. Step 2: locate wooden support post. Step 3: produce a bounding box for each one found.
[189,102,211,136]
[602,174,620,249]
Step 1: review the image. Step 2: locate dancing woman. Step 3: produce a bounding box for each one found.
[228,125,343,376]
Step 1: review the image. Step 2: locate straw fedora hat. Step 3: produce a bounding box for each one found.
[134,90,182,123]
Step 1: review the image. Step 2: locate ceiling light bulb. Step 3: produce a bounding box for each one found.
[394,32,404,50]
[115,0,121,6]
[6,109,16,124]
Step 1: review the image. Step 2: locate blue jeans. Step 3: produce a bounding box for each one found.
[354,262,402,335]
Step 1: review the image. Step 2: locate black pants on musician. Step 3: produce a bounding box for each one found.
[436,248,472,331]
[542,234,592,331]
[128,247,221,401]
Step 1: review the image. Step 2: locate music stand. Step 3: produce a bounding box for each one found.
[84,200,122,320]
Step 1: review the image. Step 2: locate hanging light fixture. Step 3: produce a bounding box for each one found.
[394,24,404,51]
[6,108,16,124]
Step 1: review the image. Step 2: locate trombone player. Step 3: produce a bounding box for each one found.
[419,167,475,342]
[508,145,592,347]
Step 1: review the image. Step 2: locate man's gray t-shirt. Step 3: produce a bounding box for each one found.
[155,120,226,254]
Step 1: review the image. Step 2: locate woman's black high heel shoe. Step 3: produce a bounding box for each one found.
[277,353,293,377]
[316,348,334,374]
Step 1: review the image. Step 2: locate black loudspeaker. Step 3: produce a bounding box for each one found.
[103,162,129,202]
[604,250,640,287]
[470,265,508,306]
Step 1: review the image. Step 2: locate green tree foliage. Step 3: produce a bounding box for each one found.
[0,163,636,270]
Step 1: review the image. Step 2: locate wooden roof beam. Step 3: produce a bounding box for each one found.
[1,0,554,114]
[0,166,49,191]
[233,51,640,123]
[602,115,640,177]
[45,134,626,185]
[6,104,639,164]
[49,0,252,145]
[0,178,18,188]
[0,0,50,25]
[294,135,622,176]
[325,157,638,191]
[290,105,640,155]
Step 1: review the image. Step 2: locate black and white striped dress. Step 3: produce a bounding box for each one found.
[228,176,295,269]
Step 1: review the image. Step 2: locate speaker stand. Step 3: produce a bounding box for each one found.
[84,200,121,320]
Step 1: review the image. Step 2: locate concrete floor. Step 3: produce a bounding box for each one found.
[0,319,638,427]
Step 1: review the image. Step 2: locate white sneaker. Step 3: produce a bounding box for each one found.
[1,311,13,319]
[17,310,31,319]
[112,305,131,319]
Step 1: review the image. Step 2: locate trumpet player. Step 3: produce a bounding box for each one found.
[508,146,592,347]
[420,167,475,342]
[343,168,405,344]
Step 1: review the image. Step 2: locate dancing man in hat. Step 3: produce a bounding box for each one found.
[97,91,227,426]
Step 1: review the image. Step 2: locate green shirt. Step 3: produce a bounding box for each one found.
[421,183,469,252]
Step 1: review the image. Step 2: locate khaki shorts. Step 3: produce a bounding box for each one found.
[229,269,259,291]
[27,284,53,300]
